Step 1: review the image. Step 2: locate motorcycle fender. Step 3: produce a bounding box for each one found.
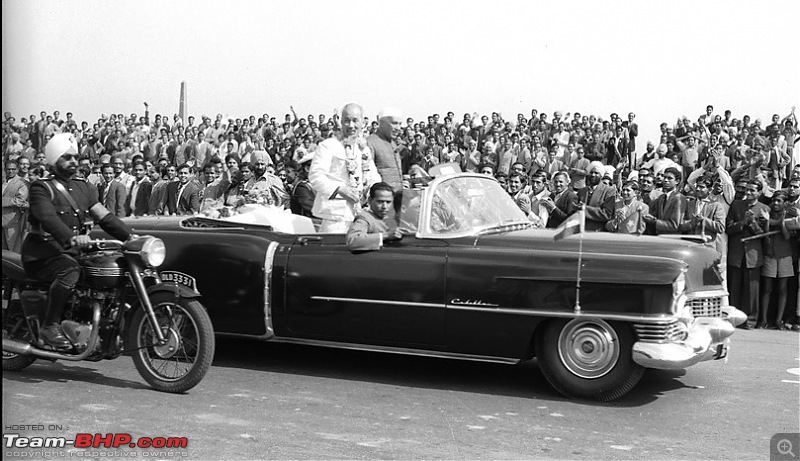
[146,282,202,299]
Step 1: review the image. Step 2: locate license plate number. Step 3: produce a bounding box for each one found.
[160,271,197,291]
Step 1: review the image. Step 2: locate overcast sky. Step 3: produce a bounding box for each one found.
[2,0,798,144]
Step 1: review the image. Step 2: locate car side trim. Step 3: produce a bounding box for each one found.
[270,337,522,365]
[263,241,279,339]
[310,296,444,309]
[308,296,678,324]
[446,304,679,324]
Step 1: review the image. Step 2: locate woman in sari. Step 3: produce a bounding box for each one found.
[605,180,648,234]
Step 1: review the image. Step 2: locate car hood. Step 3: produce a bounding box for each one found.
[464,228,723,291]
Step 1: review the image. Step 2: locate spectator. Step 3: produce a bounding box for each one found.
[98,163,126,217]
[165,164,201,215]
[606,180,648,234]
[507,172,534,221]
[679,176,727,254]
[201,164,224,203]
[2,159,29,252]
[125,161,152,217]
[575,162,616,231]
[641,143,680,176]
[568,145,590,190]
[543,171,577,228]
[246,151,289,208]
[726,179,770,329]
[146,166,168,215]
[643,167,685,235]
[290,155,316,218]
[758,190,798,329]
[529,170,550,228]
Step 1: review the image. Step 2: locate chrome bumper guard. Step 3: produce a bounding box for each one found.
[632,306,746,370]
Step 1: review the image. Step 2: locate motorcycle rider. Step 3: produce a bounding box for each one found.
[22,133,131,350]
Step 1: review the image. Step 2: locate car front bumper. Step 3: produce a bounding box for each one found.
[631,306,747,370]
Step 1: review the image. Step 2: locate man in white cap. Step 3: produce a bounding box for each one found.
[21,133,132,350]
[309,103,381,233]
[575,161,617,231]
[367,107,404,192]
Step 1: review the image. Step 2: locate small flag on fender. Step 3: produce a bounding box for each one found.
[553,208,585,241]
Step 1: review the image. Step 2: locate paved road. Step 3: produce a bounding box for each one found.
[3,328,798,460]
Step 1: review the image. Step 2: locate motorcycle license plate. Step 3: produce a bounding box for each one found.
[160,271,198,291]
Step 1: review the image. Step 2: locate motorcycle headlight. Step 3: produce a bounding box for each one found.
[140,237,166,268]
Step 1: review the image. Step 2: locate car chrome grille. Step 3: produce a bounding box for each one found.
[686,295,723,318]
[634,321,682,343]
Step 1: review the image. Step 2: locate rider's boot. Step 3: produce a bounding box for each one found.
[40,281,72,350]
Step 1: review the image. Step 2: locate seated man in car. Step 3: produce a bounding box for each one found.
[346,182,403,251]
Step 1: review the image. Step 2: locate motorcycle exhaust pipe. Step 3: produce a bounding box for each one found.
[3,338,32,355]
[3,337,92,361]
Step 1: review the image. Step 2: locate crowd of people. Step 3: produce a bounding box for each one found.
[2,103,798,332]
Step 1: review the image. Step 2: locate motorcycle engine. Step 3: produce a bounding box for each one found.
[61,320,92,349]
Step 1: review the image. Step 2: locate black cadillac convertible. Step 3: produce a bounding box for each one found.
[109,173,746,401]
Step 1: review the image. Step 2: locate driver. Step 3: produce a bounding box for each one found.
[22,133,132,350]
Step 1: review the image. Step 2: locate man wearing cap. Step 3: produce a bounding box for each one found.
[309,103,381,233]
[367,107,404,192]
[21,133,132,349]
[575,161,617,231]
[245,151,290,209]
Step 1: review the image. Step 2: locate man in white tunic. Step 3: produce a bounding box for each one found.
[309,103,382,233]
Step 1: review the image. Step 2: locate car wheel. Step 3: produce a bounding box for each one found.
[536,318,644,401]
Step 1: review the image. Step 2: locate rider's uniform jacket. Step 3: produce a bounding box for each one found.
[22,176,98,263]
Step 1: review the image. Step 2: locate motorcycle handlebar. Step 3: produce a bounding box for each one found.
[80,238,124,251]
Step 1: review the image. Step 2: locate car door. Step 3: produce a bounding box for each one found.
[284,233,448,347]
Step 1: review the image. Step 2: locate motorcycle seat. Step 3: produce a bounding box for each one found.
[2,250,43,283]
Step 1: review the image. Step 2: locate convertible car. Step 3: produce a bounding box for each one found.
[108,173,746,401]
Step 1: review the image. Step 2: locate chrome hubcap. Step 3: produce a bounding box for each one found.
[152,328,181,359]
[557,319,619,379]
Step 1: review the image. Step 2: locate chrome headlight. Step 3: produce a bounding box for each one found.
[140,237,166,268]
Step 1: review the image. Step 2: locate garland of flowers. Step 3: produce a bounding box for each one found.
[342,134,372,204]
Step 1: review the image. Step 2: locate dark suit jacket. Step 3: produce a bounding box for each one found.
[576,184,616,231]
[291,180,316,217]
[546,189,578,228]
[346,209,393,251]
[165,181,201,215]
[125,179,153,217]
[99,180,127,217]
[726,199,769,268]
[647,190,686,235]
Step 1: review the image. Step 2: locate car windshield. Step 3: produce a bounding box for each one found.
[416,174,529,238]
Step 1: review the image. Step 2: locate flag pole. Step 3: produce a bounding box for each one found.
[574,204,585,314]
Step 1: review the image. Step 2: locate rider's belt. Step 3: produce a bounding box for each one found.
[29,223,85,241]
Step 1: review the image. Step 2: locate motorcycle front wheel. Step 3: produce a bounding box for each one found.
[128,293,214,393]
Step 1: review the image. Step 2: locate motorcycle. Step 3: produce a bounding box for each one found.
[2,235,215,393]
